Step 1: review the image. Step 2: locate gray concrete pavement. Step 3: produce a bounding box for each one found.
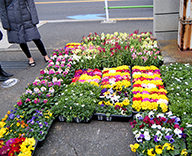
[0,20,155,156]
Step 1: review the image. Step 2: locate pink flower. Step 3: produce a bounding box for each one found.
[25,98,31,102]
[34,98,40,104]
[40,69,45,75]
[17,100,22,106]
[43,99,48,104]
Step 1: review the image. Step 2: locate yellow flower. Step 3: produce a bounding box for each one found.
[115,102,122,107]
[17,122,21,127]
[159,103,168,112]
[155,145,163,154]
[105,101,111,106]
[181,149,188,156]
[0,121,6,128]
[0,127,7,138]
[7,111,11,115]
[141,101,150,110]
[122,98,129,106]
[147,148,156,156]
[130,143,139,152]
[163,143,174,150]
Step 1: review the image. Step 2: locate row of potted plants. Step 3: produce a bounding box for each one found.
[129,64,191,155]
[160,63,192,154]
[131,65,168,113]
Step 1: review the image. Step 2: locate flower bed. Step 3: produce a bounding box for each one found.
[131,66,168,113]
[95,65,132,120]
[160,63,192,153]
[130,111,188,156]
[0,137,36,156]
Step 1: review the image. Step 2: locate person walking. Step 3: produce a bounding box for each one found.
[0,30,13,81]
[0,0,51,67]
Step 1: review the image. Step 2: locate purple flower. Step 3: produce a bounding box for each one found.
[154,135,158,142]
[101,104,104,107]
[6,138,16,146]
[101,88,107,94]
[140,134,145,138]
[39,123,43,128]
[169,138,174,143]
[165,134,174,143]
[9,113,15,120]
[44,122,48,127]
[165,134,173,140]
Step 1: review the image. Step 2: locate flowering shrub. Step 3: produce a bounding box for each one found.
[130,111,188,156]
[131,66,168,112]
[95,65,132,116]
[0,137,36,156]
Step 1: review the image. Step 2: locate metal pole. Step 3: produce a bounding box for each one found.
[104,0,109,21]
[104,5,153,9]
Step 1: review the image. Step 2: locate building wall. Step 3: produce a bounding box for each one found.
[153,0,180,40]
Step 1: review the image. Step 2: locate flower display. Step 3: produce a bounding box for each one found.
[160,63,192,152]
[130,111,188,156]
[71,68,102,86]
[131,66,168,112]
[81,31,163,67]
[95,65,132,116]
[0,32,192,155]
[51,82,101,122]
[0,108,53,141]
[0,137,36,156]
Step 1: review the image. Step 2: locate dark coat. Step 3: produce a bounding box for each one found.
[0,30,2,40]
[0,0,41,44]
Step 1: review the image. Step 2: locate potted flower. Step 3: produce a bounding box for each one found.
[51,82,101,123]
[0,137,36,156]
[130,111,189,156]
[95,65,132,121]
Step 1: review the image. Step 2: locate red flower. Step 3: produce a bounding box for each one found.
[139,123,145,129]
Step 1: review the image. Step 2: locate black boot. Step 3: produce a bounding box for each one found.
[0,67,13,77]
[0,75,8,81]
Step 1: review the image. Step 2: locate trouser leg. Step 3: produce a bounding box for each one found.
[33,39,47,56]
[19,43,32,58]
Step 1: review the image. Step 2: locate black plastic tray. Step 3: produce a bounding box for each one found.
[58,115,93,123]
[93,113,132,122]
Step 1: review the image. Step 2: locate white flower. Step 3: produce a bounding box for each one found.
[55,103,58,105]
[81,104,85,107]
[144,131,151,141]
[166,111,173,117]
[61,93,64,95]
[165,128,172,134]
[148,111,154,118]
[133,130,138,135]
[80,93,83,96]
[174,128,182,138]
[151,124,157,129]
[186,123,192,127]
[157,113,165,118]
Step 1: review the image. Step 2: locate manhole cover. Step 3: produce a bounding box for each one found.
[1,78,19,88]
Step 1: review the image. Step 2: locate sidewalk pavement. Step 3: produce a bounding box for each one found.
[0,20,191,156]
